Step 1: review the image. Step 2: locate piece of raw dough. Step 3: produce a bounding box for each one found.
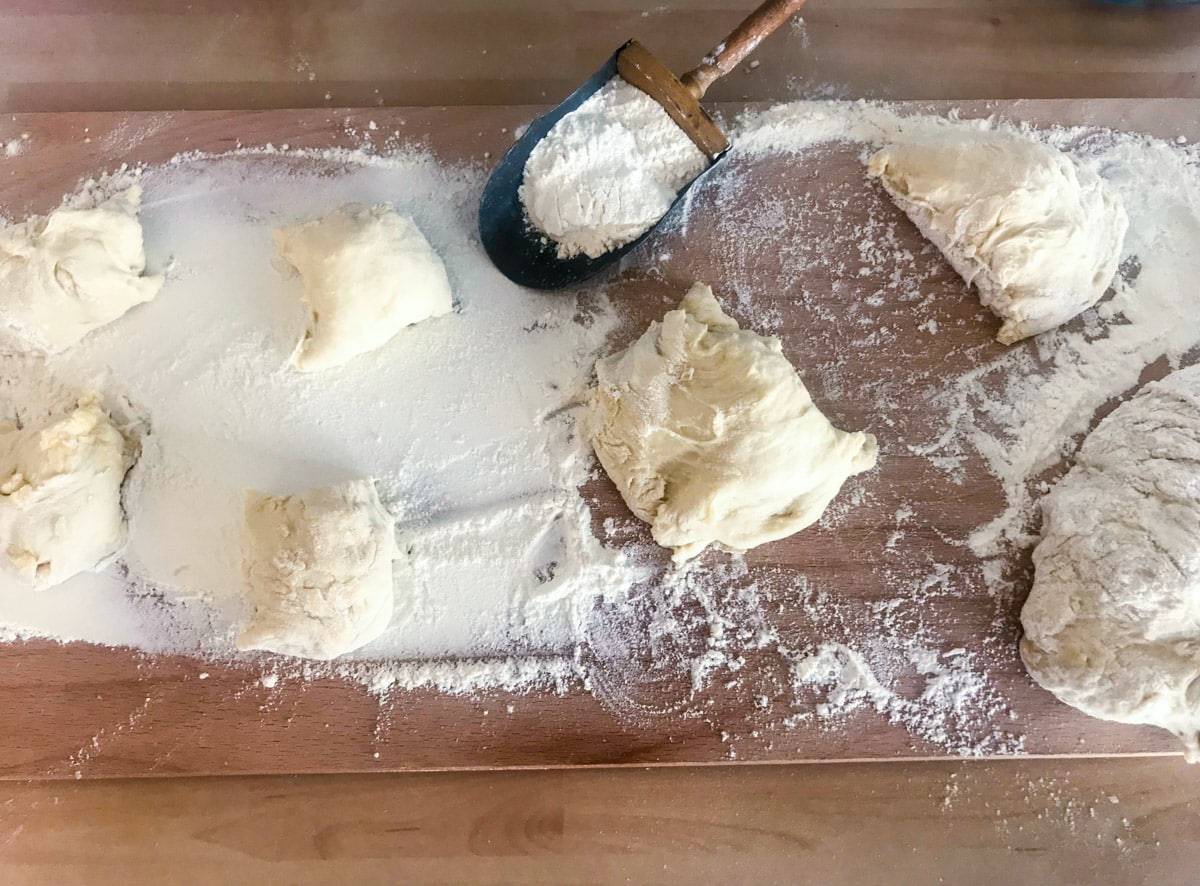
[588,283,878,562]
[519,77,708,260]
[0,185,163,353]
[1021,364,1200,760]
[0,399,131,589]
[273,204,452,372]
[867,130,1128,344]
[239,479,397,660]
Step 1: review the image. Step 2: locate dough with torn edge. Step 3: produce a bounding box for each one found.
[867,129,1128,344]
[588,283,878,563]
[1021,364,1200,761]
[239,479,398,660]
[0,184,163,353]
[0,398,133,589]
[273,204,453,372]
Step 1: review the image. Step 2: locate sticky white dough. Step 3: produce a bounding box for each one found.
[0,185,163,353]
[238,479,397,660]
[273,204,453,371]
[1022,365,1200,760]
[588,283,878,562]
[0,399,131,589]
[868,130,1128,344]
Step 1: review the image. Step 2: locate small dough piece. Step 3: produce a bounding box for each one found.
[867,130,1128,344]
[239,479,397,660]
[273,204,452,372]
[0,185,163,353]
[0,399,131,589]
[588,283,878,562]
[1021,365,1200,760]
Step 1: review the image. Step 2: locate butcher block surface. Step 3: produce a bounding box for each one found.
[0,99,1196,780]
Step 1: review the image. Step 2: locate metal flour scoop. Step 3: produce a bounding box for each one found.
[479,0,806,289]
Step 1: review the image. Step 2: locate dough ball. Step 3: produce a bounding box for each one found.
[273,204,452,372]
[588,283,878,562]
[239,479,397,660]
[867,131,1127,344]
[1021,365,1200,760]
[0,399,131,589]
[0,185,163,353]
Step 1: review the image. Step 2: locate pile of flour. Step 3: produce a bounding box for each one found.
[519,77,708,259]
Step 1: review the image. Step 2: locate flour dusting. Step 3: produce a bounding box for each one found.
[2,100,1199,767]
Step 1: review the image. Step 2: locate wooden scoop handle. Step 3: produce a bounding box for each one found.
[680,0,807,99]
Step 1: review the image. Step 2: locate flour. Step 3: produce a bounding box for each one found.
[3,135,26,158]
[519,77,708,259]
[0,150,631,686]
[790,643,892,714]
[783,582,1021,756]
[731,101,1200,559]
[2,100,1198,763]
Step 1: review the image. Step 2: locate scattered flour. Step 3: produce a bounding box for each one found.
[790,643,893,714]
[0,150,631,687]
[3,135,27,158]
[1,99,1198,763]
[732,100,1200,558]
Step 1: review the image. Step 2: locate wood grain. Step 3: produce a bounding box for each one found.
[0,757,1196,885]
[1,99,1196,779]
[0,1,1199,113]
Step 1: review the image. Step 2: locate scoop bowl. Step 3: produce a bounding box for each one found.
[477,41,726,291]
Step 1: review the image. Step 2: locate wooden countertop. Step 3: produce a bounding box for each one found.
[1,2,1199,883]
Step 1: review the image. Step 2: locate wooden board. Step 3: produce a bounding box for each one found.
[4,0,1200,112]
[2,758,1196,885]
[0,100,1195,780]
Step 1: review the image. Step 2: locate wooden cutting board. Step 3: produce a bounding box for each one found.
[0,100,1194,780]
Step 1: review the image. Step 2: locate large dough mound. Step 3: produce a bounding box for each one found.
[589,283,878,562]
[0,399,131,589]
[273,204,452,371]
[0,185,163,353]
[1021,365,1200,760]
[868,130,1128,344]
[239,479,397,660]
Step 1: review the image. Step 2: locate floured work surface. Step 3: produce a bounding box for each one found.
[0,101,1196,779]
